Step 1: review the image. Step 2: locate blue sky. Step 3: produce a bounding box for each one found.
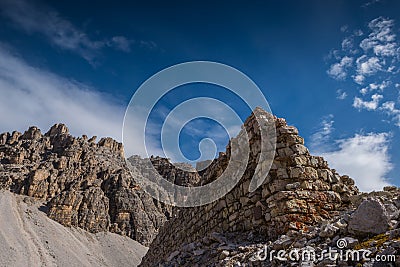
[0,0,400,191]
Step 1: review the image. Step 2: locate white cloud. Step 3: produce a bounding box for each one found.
[359,37,378,52]
[352,56,383,84]
[381,101,400,113]
[309,118,393,192]
[325,49,341,61]
[370,80,390,91]
[353,74,365,84]
[327,56,353,80]
[356,55,382,76]
[331,17,399,87]
[381,101,400,126]
[321,133,392,192]
[373,43,397,57]
[362,0,381,8]
[341,37,353,51]
[107,36,133,52]
[336,89,347,100]
[354,29,364,37]
[309,114,334,151]
[0,44,124,141]
[359,17,398,58]
[360,81,390,95]
[360,87,368,95]
[328,16,400,128]
[369,17,396,43]
[0,0,137,63]
[388,65,396,72]
[353,94,383,110]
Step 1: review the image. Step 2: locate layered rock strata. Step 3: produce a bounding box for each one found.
[0,124,198,246]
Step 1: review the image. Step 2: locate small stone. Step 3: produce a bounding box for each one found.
[293,237,307,248]
[342,237,358,248]
[219,250,230,259]
[286,182,301,190]
[210,232,227,244]
[319,224,339,238]
[167,251,180,261]
[193,249,205,256]
[279,126,298,135]
[273,235,293,250]
[333,219,347,230]
[384,186,398,192]
[291,144,308,155]
[385,203,399,219]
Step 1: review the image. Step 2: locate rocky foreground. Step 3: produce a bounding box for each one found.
[144,189,400,266]
[0,108,400,266]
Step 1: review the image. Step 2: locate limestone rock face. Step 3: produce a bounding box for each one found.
[0,123,195,246]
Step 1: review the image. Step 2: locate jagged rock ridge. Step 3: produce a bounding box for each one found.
[0,124,197,246]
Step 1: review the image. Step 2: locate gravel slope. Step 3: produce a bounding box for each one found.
[0,190,147,267]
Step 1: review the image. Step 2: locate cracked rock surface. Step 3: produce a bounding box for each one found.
[0,124,198,246]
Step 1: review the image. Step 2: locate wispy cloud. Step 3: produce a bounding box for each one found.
[340,25,349,33]
[336,89,348,100]
[0,0,154,64]
[107,36,133,53]
[0,44,124,140]
[309,114,334,152]
[362,0,381,8]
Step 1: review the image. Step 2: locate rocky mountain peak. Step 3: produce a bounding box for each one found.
[0,124,178,246]
[22,126,42,140]
[45,123,69,137]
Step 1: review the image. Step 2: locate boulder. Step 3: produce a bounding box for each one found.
[348,198,390,236]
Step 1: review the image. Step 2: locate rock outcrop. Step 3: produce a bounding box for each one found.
[0,124,196,246]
